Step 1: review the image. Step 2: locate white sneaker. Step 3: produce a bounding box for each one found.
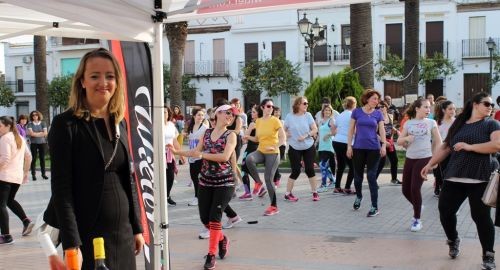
[188,197,198,206]
[198,228,209,239]
[410,219,422,232]
[222,215,243,229]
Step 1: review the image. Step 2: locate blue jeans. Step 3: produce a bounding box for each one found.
[353,149,381,208]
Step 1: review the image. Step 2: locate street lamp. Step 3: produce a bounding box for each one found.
[486,37,496,95]
[298,13,324,84]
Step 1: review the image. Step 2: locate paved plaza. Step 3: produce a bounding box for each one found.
[1,164,500,270]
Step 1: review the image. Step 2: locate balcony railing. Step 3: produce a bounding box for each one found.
[332,44,350,61]
[304,45,332,62]
[379,41,449,60]
[462,38,500,58]
[184,60,230,77]
[5,80,35,93]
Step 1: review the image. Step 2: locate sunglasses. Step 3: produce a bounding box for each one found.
[217,110,234,116]
[480,101,495,108]
[303,102,309,106]
[265,105,274,109]
[209,118,215,121]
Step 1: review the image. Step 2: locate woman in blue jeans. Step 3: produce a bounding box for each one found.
[347,89,386,217]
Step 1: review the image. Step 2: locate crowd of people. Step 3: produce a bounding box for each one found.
[1,48,499,270]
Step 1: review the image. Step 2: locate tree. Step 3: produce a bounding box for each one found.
[259,54,304,97]
[404,0,420,96]
[0,81,15,107]
[304,67,364,114]
[48,74,73,110]
[491,53,500,87]
[163,64,197,105]
[34,35,49,123]
[350,3,374,89]
[240,60,263,98]
[165,22,188,109]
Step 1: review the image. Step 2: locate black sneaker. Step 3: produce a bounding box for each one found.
[367,206,379,217]
[0,234,14,245]
[482,251,496,270]
[218,235,229,259]
[167,197,177,206]
[32,175,36,181]
[353,197,362,210]
[204,253,216,270]
[447,237,460,259]
[42,175,49,180]
[391,179,402,185]
[22,221,35,236]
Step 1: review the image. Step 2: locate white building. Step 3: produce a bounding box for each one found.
[2,0,499,117]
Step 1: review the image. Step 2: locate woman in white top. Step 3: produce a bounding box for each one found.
[332,96,357,194]
[186,107,209,207]
[164,106,184,206]
[0,116,33,244]
[432,100,456,197]
[397,98,441,232]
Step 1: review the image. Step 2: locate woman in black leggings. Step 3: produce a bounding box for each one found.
[421,92,499,270]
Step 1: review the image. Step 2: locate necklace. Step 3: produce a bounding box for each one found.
[92,119,120,171]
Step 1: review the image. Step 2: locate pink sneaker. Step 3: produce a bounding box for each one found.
[284,193,299,202]
[312,192,320,201]
[264,205,279,216]
[252,183,263,195]
[238,192,253,201]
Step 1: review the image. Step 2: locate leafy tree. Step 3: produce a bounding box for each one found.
[260,54,304,97]
[375,53,405,81]
[48,74,73,109]
[0,81,15,107]
[163,64,197,104]
[304,67,364,114]
[240,60,262,97]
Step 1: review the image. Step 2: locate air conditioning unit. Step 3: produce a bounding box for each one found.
[22,56,32,64]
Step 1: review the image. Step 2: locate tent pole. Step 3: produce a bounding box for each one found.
[152,20,169,270]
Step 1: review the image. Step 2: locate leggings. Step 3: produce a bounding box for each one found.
[319,151,335,186]
[30,143,47,176]
[439,180,494,255]
[0,181,28,235]
[273,145,286,182]
[189,160,202,197]
[166,161,175,198]
[353,149,381,208]
[246,151,280,206]
[332,142,354,189]
[288,145,316,179]
[402,157,431,219]
[376,146,398,180]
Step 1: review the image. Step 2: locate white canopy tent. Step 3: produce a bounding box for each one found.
[0,0,369,269]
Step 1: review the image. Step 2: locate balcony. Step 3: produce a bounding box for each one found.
[304,45,332,62]
[184,60,230,77]
[462,38,500,58]
[5,80,35,93]
[332,44,350,62]
[378,41,449,60]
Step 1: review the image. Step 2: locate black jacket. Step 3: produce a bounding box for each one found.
[47,110,143,249]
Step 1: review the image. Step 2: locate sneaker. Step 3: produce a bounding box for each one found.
[482,251,496,270]
[274,177,281,188]
[343,189,355,195]
[238,192,253,201]
[446,237,461,259]
[32,175,36,181]
[187,181,193,187]
[326,182,335,189]
[391,179,402,185]
[198,228,210,239]
[22,221,35,236]
[167,197,177,206]
[188,197,198,206]
[222,216,242,229]
[333,188,343,194]
[258,187,267,197]
[264,205,279,216]
[204,253,216,270]
[367,206,379,217]
[218,235,229,259]
[252,183,263,195]
[353,197,362,210]
[0,234,14,245]
[317,186,328,193]
[312,192,320,201]
[42,175,49,180]
[284,193,299,202]
[410,219,422,232]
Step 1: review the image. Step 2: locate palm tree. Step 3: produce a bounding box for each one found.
[350,3,374,89]
[404,0,419,96]
[165,22,188,109]
[34,35,49,123]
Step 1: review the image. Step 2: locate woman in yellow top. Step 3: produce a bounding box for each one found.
[245,99,286,216]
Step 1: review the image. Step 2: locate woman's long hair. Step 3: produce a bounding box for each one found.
[435,100,453,126]
[187,107,205,134]
[444,92,489,145]
[0,116,22,149]
[404,98,427,120]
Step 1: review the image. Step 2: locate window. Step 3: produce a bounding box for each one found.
[213,39,226,75]
[184,40,195,75]
[272,42,286,58]
[61,58,80,75]
[386,23,403,58]
[426,21,443,57]
[244,43,258,62]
